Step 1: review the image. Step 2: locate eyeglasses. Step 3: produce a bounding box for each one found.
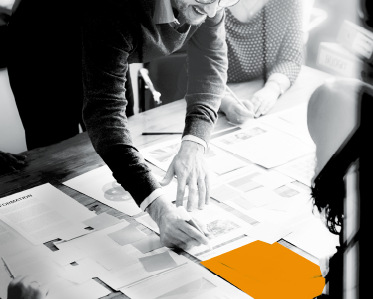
[195,0,241,8]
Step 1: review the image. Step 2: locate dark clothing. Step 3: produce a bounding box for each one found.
[7,0,134,151]
[9,0,227,205]
[81,0,227,206]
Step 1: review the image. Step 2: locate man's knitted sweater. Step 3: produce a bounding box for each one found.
[81,0,228,206]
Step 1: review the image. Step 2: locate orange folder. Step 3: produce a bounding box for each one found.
[201,241,325,299]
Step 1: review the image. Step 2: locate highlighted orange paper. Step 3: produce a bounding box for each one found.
[201,241,324,299]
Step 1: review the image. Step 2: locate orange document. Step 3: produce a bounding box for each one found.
[201,241,324,299]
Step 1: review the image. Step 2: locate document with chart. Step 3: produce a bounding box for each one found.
[210,122,315,168]
[63,166,178,216]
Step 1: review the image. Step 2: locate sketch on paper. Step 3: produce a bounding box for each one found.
[220,127,266,145]
[207,220,240,238]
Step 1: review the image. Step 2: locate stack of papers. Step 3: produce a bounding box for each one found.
[201,241,325,299]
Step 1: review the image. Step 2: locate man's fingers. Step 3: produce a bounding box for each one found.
[205,174,211,205]
[176,180,187,207]
[187,180,198,212]
[179,220,209,246]
[193,217,211,239]
[160,159,175,187]
[197,178,206,210]
[251,97,261,113]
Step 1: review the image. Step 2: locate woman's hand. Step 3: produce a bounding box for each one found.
[250,84,280,118]
[220,94,254,124]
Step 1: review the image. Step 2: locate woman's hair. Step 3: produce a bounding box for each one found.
[311,127,360,235]
[311,162,345,235]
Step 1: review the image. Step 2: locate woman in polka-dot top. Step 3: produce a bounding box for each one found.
[220,0,303,123]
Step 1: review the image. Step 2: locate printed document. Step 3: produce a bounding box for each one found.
[0,184,94,245]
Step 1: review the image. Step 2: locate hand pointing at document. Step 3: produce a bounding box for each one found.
[160,140,210,211]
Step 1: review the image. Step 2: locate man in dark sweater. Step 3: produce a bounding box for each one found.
[81,0,233,250]
[8,0,235,250]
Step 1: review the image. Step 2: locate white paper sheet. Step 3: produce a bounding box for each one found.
[0,184,94,245]
[284,216,340,259]
[134,213,160,234]
[245,221,292,244]
[48,244,87,266]
[63,166,142,216]
[3,245,64,285]
[210,122,315,168]
[258,103,315,146]
[0,219,33,257]
[275,153,317,187]
[48,278,111,299]
[120,257,253,299]
[251,170,295,190]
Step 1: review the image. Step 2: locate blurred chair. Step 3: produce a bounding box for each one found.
[138,46,187,112]
[302,0,328,45]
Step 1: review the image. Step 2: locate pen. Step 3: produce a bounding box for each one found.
[176,206,213,252]
[2,257,14,279]
[225,85,252,113]
[185,218,214,252]
[142,132,183,135]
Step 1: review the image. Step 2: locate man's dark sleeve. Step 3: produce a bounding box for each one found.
[183,9,228,143]
[81,6,160,206]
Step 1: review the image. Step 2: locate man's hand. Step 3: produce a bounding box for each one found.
[146,195,210,250]
[8,276,49,299]
[250,84,280,118]
[160,140,209,211]
[220,94,254,124]
[0,151,26,175]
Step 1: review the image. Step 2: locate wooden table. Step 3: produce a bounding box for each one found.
[0,66,332,298]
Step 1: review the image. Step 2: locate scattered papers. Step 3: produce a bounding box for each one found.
[251,171,295,190]
[0,184,94,245]
[241,187,283,207]
[48,278,111,299]
[245,222,292,244]
[108,225,148,246]
[210,122,315,168]
[82,212,124,230]
[61,264,93,284]
[0,219,33,257]
[132,233,163,254]
[141,138,248,176]
[48,244,87,266]
[258,103,315,146]
[139,251,178,272]
[3,245,64,285]
[284,216,340,259]
[63,166,142,216]
[135,213,160,234]
[275,153,316,187]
